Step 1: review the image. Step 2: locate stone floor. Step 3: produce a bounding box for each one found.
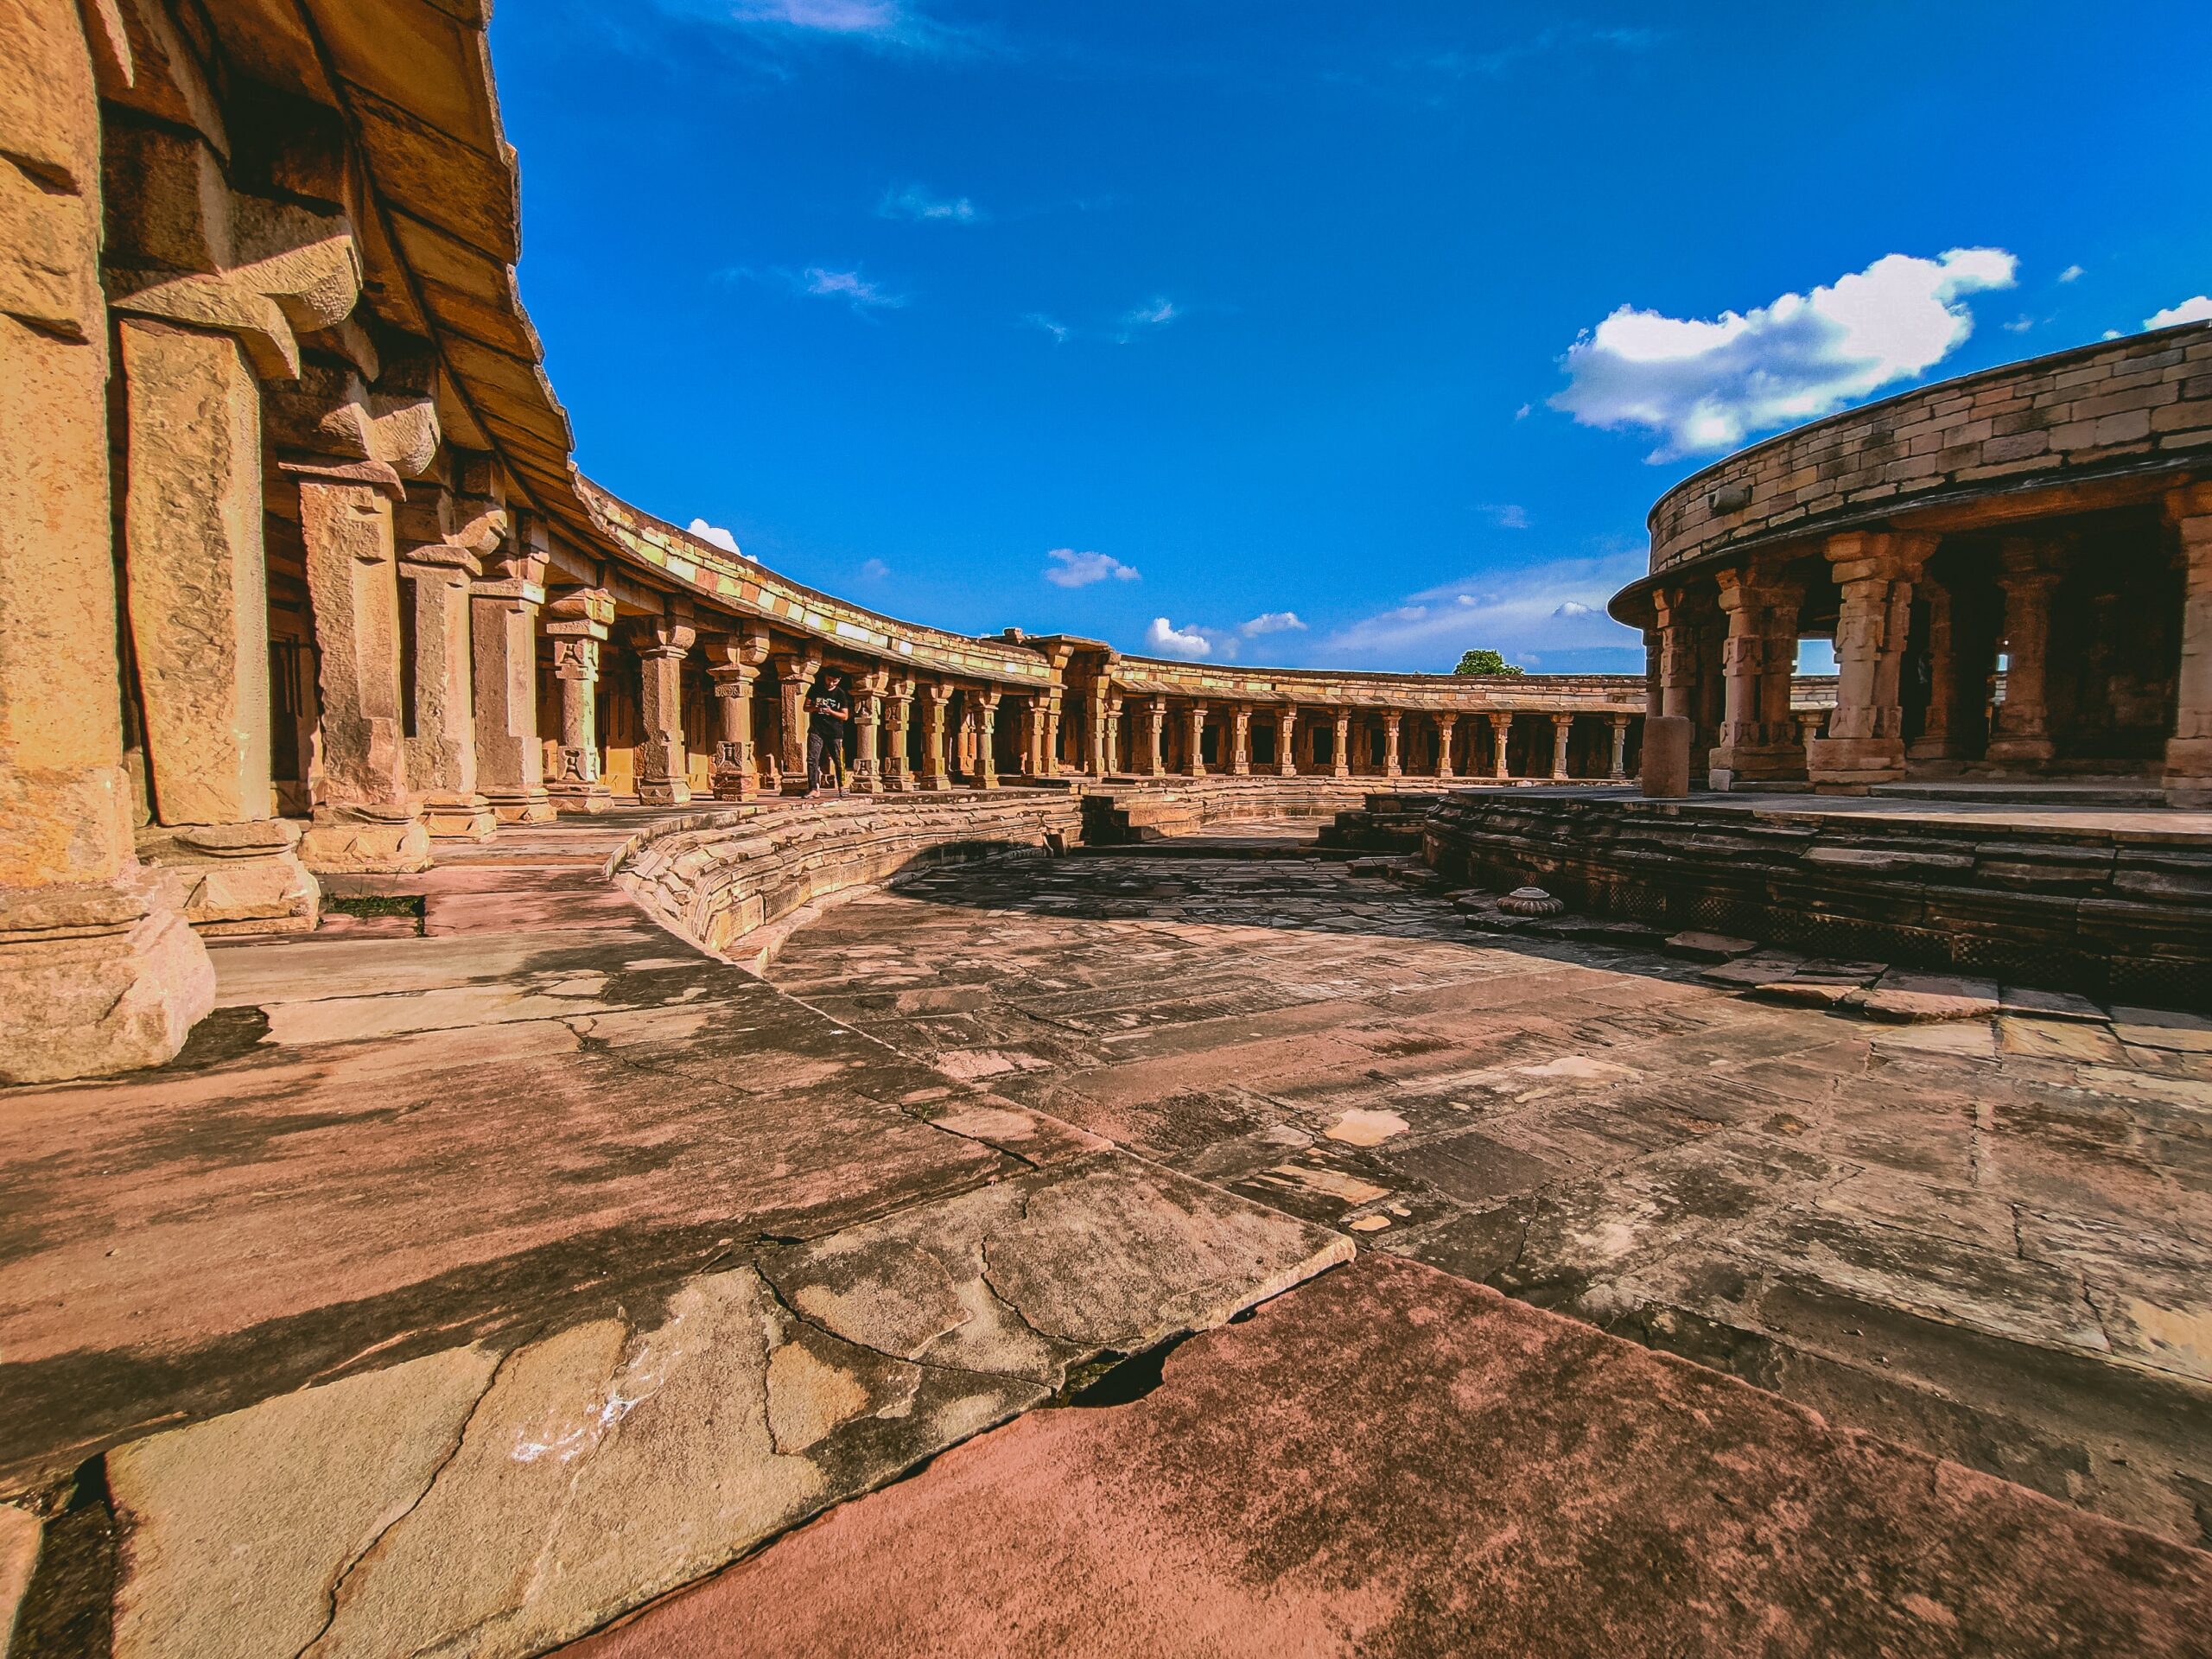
[5,811,2211,1656]
[767,848,2212,1546]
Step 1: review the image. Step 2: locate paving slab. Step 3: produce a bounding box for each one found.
[564,1255,2212,1659]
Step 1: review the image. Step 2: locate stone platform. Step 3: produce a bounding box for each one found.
[1425,785,2212,1010]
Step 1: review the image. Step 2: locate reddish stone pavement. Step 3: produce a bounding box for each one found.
[568,1254,2212,1659]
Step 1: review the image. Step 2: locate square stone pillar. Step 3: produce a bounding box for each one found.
[544,588,614,813]
[919,683,954,788]
[1609,715,1631,780]
[1806,531,1932,791]
[1909,582,1963,762]
[1142,697,1168,777]
[0,2,214,1080]
[1230,704,1252,775]
[2164,485,2212,801]
[849,671,886,793]
[398,540,497,839]
[118,318,320,933]
[1986,537,2064,766]
[1434,713,1458,779]
[883,678,915,791]
[704,629,768,801]
[773,652,821,797]
[290,463,433,872]
[469,538,555,824]
[633,619,696,806]
[1277,707,1300,778]
[1382,711,1403,779]
[1184,701,1208,777]
[1488,713,1512,779]
[1332,708,1352,778]
[1550,714,1574,779]
[974,689,1001,788]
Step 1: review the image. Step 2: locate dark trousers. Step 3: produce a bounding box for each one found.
[806,726,843,791]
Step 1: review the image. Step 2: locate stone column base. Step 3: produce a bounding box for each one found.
[138,819,320,937]
[1986,735,2056,765]
[548,783,613,815]
[711,766,759,802]
[300,803,434,874]
[422,792,499,841]
[0,872,216,1084]
[1707,742,1809,792]
[483,788,557,825]
[2166,737,2212,804]
[1805,735,1906,791]
[638,779,694,807]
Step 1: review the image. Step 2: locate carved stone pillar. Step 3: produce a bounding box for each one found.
[772,652,820,797]
[1230,705,1252,775]
[1909,581,1963,762]
[974,689,1001,788]
[399,541,494,839]
[1143,697,1168,777]
[1806,531,1933,791]
[881,678,914,791]
[119,318,320,932]
[634,620,696,806]
[1277,708,1300,778]
[292,464,434,870]
[1609,715,1631,780]
[915,683,951,788]
[1709,569,1808,789]
[1184,702,1208,777]
[1087,685,1112,776]
[2166,484,2212,802]
[1332,708,1352,779]
[1654,585,1696,722]
[1104,696,1124,774]
[1043,692,1064,776]
[849,671,886,793]
[470,536,556,824]
[1986,538,2063,766]
[1550,714,1574,780]
[1488,713,1512,779]
[544,588,614,813]
[704,628,768,801]
[1434,714,1459,780]
[0,3,214,1080]
[1382,712,1403,779]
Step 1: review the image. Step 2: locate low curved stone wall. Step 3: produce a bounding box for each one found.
[1426,788,2212,1007]
[613,792,1086,955]
[1079,776,1382,842]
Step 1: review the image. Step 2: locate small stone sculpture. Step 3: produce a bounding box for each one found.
[1497,886,1566,918]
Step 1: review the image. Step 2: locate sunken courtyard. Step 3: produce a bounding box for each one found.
[4,3,2212,1656]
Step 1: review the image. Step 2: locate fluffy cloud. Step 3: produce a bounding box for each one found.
[1553,248,2018,459]
[1240,611,1306,637]
[1145,617,1221,659]
[1319,550,1646,667]
[804,267,904,309]
[2058,264,2085,283]
[1044,548,1140,588]
[2147,296,2212,330]
[687,518,753,559]
[880,184,978,224]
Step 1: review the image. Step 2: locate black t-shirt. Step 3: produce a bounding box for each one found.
[810,686,850,734]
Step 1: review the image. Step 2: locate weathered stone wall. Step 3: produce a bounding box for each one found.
[1643,324,2212,582]
[1425,789,2212,1007]
[1078,777,1377,843]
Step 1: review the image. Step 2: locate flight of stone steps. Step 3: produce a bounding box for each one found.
[1316,791,1443,854]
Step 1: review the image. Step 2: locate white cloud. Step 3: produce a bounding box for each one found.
[1023,312,1071,344]
[804,266,905,309]
[1513,403,1533,420]
[859,557,890,580]
[732,0,894,28]
[1481,503,1531,530]
[2002,315,2034,334]
[687,518,753,559]
[1240,611,1306,637]
[1553,247,2018,459]
[1116,296,1179,342]
[880,184,978,224]
[1145,617,1219,659]
[1319,550,1646,667]
[1044,547,1140,588]
[2058,264,2085,283]
[2147,296,2212,330]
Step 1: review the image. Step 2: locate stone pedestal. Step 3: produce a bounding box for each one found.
[634,620,696,807]
[545,589,614,813]
[137,819,319,938]
[291,465,432,873]
[2168,485,2212,803]
[470,542,556,823]
[1640,715,1692,799]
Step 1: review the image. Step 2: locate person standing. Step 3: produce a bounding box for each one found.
[806,671,852,794]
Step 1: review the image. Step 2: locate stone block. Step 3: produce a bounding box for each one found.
[1639,715,1691,798]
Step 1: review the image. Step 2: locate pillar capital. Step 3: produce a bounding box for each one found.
[544,587,614,639]
[633,619,697,661]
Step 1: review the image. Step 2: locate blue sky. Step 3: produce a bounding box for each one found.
[491,2,2211,673]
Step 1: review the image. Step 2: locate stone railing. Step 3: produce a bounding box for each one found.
[612,791,1084,956]
[1640,321,2212,582]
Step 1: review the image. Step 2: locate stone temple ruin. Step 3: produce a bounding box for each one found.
[3,3,2212,1656]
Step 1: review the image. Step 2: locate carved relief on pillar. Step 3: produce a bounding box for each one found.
[704,628,770,800]
[2166,483,2212,800]
[1806,531,1936,791]
[471,524,556,824]
[772,651,822,797]
[544,588,615,813]
[882,677,916,791]
[1709,567,1808,790]
[632,618,697,806]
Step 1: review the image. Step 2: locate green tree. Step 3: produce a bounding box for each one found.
[1453,648,1524,677]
